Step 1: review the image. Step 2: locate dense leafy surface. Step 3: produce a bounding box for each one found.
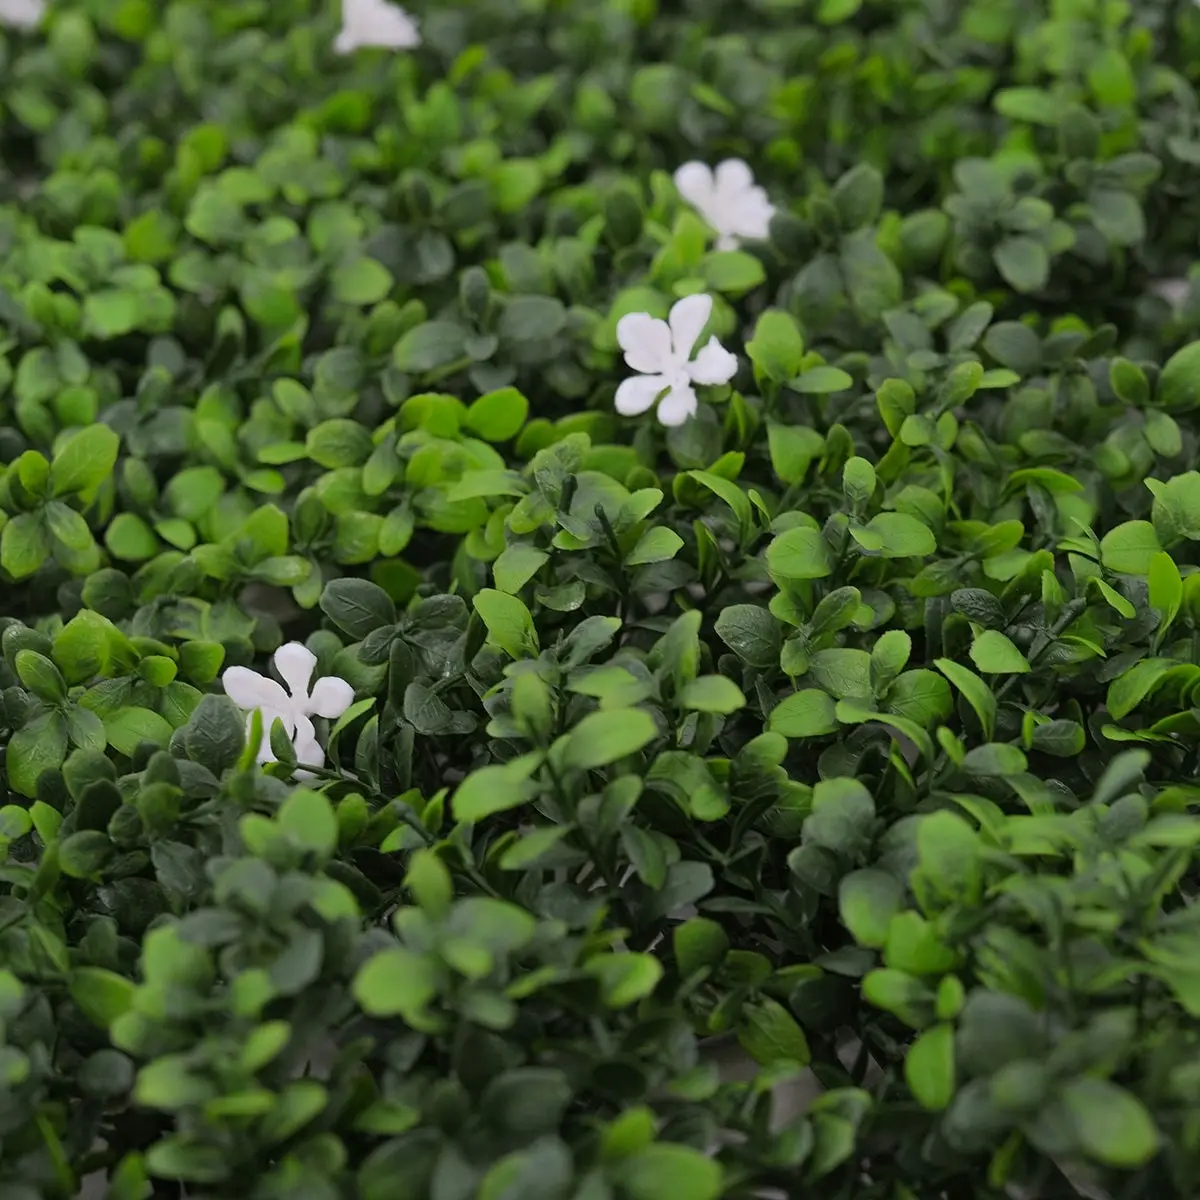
[7,1,1200,1197]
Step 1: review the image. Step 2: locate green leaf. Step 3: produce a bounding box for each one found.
[585,952,663,1007]
[499,295,566,343]
[620,1145,722,1200]
[453,760,540,822]
[702,250,766,294]
[353,948,437,1020]
[473,589,539,658]
[6,711,69,798]
[465,387,529,441]
[673,917,729,978]
[935,659,997,740]
[2,512,50,579]
[278,790,338,858]
[969,630,1030,674]
[70,967,136,1029]
[767,526,834,580]
[715,604,781,668]
[993,236,1049,293]
[804,777,875,855]
[1148,551,1183,631]
[565,708,657,770]
[332,256,394,305]
[747,310,805,382]
[832,163,884,228]
[862,512,937,557]
[807,648,872,700]
[738,996,812,1065]
[320,578,396,640]
[393,320,469,372]
[493,544,549,593]
[767,423,824,484]
[1107,658,1175,721]
[49,424,120,497]
[769,689,838,738]
[689,469,751,533]
[105,513,159,561]
[905,1024,955,1111]
[1100,521,1160,574]
[839,869,905,949]
[625,526,684,566]
[790,365,853,393]
[104,707,174,756]
[1061,1079,1159,1167]
[678,675,745,714]
[1158,341,1200,412]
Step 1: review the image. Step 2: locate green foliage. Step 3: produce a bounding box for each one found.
[3,1,1200,1199]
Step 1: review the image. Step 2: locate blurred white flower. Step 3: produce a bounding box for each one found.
[222,642,354,773]
[673,159,775,251]
[336,0,420,53]
[614,293,738,427]
[0,0,44,30]
[1151,278,1190,307]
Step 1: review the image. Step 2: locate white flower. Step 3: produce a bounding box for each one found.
[335,0,420,53]
[673,159,775,251]
[614,293,738,427]
[1151,278,1190,307]
[0,0,44,29]
[222,642,354,773]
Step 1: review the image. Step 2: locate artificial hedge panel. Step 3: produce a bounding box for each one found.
[3,0,1200,1197]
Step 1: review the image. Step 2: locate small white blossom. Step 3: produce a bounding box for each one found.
[335,0,420,54]
[1151,278,1190,307]
[614,293,738,427]
[673,159,775,251]
[222,642,354,773]
[0,0,44,29]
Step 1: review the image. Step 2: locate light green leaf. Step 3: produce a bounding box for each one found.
[935,659,997,740]
[625,526,684,566]
[565,708,657,770]
[678,675,745,714]
[969,630,1030,675]
[473,589,539,659]
[49,424,121,498]
[769,689,838,738]
[104,707,174,756]
[766,526,834,580]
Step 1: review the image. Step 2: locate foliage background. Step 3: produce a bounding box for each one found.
[5,0,1200,1197]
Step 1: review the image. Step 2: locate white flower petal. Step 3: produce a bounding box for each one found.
[1151,278,1189,306]
[668,293,714,358]
[714,232,740,251]
[273,642,317,702]
[733,189,776,240]
[292,715,325,780]
[0,0,44,29]
[714,159,755,195]
[656,384,698,428]
[673,162,716,210]
[223,667,290,713]
[307,676,355,720]
[616,312,674,374]
[688,337,738,386]
[615,374,669,417]
[337,0,420,52]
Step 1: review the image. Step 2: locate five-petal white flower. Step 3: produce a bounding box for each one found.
[0,0,44,29]
[614,293,738,427]
[673,159,775,251]
[222,643,354,773]
[335,0,420,54]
